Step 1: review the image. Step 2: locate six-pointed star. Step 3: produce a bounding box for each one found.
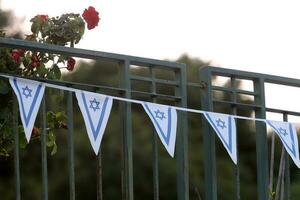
[278,127,288,136]
[22,86,32,98]
[216,118,226,129]
[89,98,100,111]
[154,109,166,120]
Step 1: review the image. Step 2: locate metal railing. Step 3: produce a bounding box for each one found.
[0,37,188,200]
[200,66,300,200]
[1,37,299,200]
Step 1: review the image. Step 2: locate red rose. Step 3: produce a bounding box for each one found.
[18,49,25,56]
[33,14,48,22]
[31,53,40,68]
[82,6,100,30]
[11,50,22,64]
[67,57,76,71]
[38,15,48,21]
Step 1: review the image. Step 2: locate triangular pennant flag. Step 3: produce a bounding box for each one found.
[142,102,177,157]
[75,91,113,155]
[266,120,300,168]
[204,112,237,164]
[9,77,45,142]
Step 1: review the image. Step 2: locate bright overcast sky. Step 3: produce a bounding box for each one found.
[2,0,300,119]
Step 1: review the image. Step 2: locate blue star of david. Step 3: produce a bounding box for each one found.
[89,98,100,112]
[22,86,32,98]
[154,109,166,120]
[216,118,226,129]
[279,127,288,136]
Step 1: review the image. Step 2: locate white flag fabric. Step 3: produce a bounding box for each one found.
[266,120,300,168]
[75,91,113,155]
[204,112,237,164]
[9,77,45,142]
[142,102,177,157]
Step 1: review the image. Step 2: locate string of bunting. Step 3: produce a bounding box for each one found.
[2,75,300,168]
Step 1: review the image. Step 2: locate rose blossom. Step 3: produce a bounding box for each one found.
[82,6,100,30]
[31,53,40,68]
[11,50,22,64]
[34,14,49,22]
[67,57,76,71]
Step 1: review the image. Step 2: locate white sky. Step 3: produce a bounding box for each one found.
[2,0,300,121]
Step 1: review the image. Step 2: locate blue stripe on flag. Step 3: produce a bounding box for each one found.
[13,78,42,126]
[82,92,109,140]
[205,113,232,153]
[267,121,296,157]
[144,103,172,145]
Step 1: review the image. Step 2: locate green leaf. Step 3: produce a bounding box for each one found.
[57,55,67,63]
[51,142,57,156]
[46,131,56,147]
[55,111,67,121]
[35,63,48,77]
[47,111,55,120]
[52,64,61,80]
[18,127,28,149]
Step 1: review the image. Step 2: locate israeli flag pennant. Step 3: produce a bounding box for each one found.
[204,112,237,164]
[75,91,113,155]
[9,77,45,142]
[266,120,300,168]
[142,102,177,157]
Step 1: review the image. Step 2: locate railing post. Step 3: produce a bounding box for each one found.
[67,91,76,200]
[97,150,103,200]
[13,93,21,200]
[120,60,134,200]
[283,113,290,200]
[199,67,217,200]
[254,78,268,200]
[150,67,159,200]
[231,77,240,200]
[40,96,48,200]
[176,64,189,200]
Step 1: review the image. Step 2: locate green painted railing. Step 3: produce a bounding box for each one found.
[200,66,299,200]
[0,37,298,200]
[0,37,188,200]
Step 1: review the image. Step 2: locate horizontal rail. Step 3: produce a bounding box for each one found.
[213,99,262,109]
[131,90,181,101]
[207,66,300,88]
[266,107,300,117]
[212,86,256,96]
[0,38,184,69]
[130,75,179,86]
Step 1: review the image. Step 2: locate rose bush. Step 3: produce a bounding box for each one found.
[0,6,100,156]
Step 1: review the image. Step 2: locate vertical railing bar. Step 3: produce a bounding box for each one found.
[254,77,269,200]
[230,76,240,200]
[269,133,275,200]
[96,150,103,200]
[200,67,217,200]
[120,102,126,200]
[150,67,159,200]
[120,59,134,200]
[274,148,285,200]
[283,113,290,200]
[13,93,21,200]
[176,64,189,200]
[67,91,76,200]
[40,96,48,200]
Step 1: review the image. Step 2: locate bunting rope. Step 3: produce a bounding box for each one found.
[0,74,272,123]
[2,74,300,167]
